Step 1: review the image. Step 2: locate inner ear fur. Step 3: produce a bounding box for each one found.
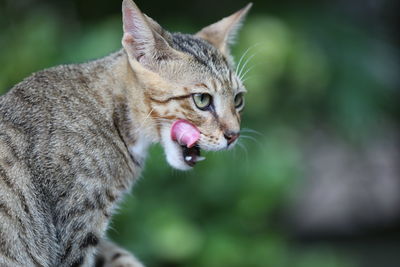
[195,3,252,56]
[121,0,183,68]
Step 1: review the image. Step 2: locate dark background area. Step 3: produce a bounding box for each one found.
[1,0,400,266]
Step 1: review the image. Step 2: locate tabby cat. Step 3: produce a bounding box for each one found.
[0,0,251,266]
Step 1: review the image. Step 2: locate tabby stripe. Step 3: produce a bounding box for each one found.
[18,232,42,267]
[0,233,19,263]
[0,251,18,264]
[114,122,142,168]
[210,79,218,91]
[209,106,220,125]
[0,197,29,237]
[0,114,25,134]
[105,188,117,202]
[229,70,234,85]
[56,187,112,222]
[12,88,36,105]
[95,256,105,267]
[0,166,31,217]
[62,199,96,221]
[173,41,212,71]
[0,167,11,188]
[62,232,98,264]
[0,132,20,160]
[58,194,111,225]
[80,232,99,249]
[195,83,209,89]
[149,94,192,104]
[71,256,84,267]
[0,201,13,220]
[58,221,85,260]
[60,239,73,262]
[111,253,122,261]
[84,119,133,172]
[85,126,135,180]
[93,191,108,211]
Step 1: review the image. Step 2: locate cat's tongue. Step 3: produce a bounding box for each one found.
[171,119,200,148]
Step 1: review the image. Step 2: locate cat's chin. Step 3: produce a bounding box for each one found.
[164,142,194,171]
[160,127,204,170]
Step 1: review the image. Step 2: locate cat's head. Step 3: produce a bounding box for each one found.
[122,0,251,170]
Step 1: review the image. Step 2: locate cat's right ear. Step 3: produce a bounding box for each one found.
[196,3,252,57]
[121,0,180,68]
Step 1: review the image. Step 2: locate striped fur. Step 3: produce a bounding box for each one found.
[0,0,250,266]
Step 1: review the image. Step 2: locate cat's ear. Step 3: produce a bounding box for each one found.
[196,3,252,56]
[121,0,180,68]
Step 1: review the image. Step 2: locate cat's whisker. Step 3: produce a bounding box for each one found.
[241,75,254,83]
[237,53,256,80]
[237,141,249,168]
[240,134,259,141]
[235,45,256,75]
[131,108,154,135]
[241,128,264,136]
[235,43,262,76]
[241,73,262,83]
[237,141,250,175]
[240,134,264,148]
[238,43,271,82]
[240,59,267,81]
[239,64,256,81]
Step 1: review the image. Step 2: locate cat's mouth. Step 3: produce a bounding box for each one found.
[164,119,205,169]
[181,144,205,167]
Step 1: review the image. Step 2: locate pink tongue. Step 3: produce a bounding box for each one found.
[171,119,200,148]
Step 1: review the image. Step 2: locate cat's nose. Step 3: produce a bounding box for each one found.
[224,131,240,145]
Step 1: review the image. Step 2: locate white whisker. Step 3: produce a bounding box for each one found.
[241,128,264,136]
[240,135,265,149]
[237,141,248,157]
[235,45,255,75]
[237,141,250,174]
[237,53,256,80]
[235,43,262,76]
[239,64,256,81]
[131,108,154,134]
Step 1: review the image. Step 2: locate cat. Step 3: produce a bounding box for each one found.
[0,0,251,266]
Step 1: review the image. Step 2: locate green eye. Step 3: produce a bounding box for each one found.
[193,93,212,110]
[234,93,244,109]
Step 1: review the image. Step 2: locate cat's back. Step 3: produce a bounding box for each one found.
[0,64,104,265]
[0,59,132,198]
[0,59,135,266]
[0,78,59,265]
[0,63,115,185]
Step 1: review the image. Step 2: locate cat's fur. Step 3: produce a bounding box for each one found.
[0,0,250,266]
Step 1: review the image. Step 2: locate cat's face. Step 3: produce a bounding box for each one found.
[149,35,246,170]
[122,0,251,170]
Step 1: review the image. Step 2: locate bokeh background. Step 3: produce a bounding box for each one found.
[1,0,400,266]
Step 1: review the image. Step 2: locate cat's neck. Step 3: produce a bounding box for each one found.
[88,49,157,166]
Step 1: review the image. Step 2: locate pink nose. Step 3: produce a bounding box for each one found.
[224,131,239,145]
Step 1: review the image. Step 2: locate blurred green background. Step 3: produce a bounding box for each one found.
[1,0,400,266]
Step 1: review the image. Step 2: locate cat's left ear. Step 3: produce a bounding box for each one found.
[196,3,252,56]
[121,0,182,69]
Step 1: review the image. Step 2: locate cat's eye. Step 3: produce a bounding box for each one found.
[234,93,244,109]
[193,93,212,110]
